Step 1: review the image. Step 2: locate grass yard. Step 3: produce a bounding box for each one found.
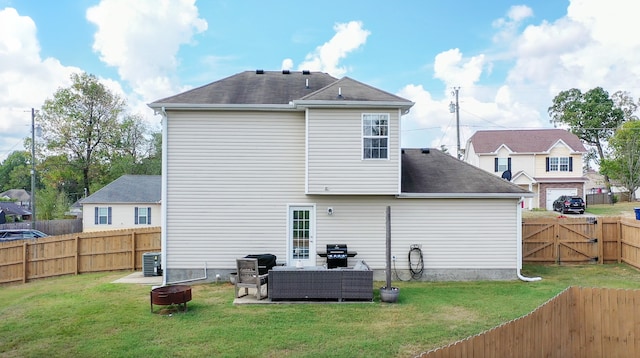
[523,200,639,219]
[2,264,640,357]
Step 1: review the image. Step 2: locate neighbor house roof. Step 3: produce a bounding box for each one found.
[149,70,413,111]
[0,189,30,202]
[401,148,532,198]
[81,175,161,204]
[468,129,587,154]
[0,202,31,216]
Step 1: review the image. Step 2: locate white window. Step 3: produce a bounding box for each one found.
[497,158,509,172]
[95,207,111,225]
[362,113,389,159]
[135,207,151,225]
[547,157,572,172]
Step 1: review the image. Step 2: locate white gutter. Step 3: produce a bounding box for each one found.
[517,197,541,282]
[397,192,535,199]
[159,106,169,286]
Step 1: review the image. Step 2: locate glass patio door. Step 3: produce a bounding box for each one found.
[288,205,316,266]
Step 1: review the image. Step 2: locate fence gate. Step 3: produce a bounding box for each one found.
[523,218,599,264]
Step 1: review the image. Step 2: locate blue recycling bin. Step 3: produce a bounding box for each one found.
[635,208,640,220]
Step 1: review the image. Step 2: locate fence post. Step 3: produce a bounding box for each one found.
[596,219,604,264]
[617,220,622,264]
[555,221,560,264]
[131,232,136,271]
[22,242,28,283]
[75,236,80,275]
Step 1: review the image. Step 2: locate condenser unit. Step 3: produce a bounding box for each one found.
[142,252,162,277]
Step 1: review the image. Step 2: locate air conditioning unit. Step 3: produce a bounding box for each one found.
[142,252,162,277]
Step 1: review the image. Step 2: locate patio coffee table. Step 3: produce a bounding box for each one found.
[268,266,372,301]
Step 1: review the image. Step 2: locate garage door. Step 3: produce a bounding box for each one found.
[546,188,578,210]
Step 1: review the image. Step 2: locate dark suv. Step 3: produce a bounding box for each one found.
[552,196,585,214]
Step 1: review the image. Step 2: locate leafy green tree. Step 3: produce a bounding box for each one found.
[36,186,70,220]
[38,72,125,195]
[548,87,626,189]
[0,151,30,191]
[38,154,84,203]
[600,120,640,201]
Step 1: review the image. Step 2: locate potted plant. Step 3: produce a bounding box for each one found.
[380,206,399,303]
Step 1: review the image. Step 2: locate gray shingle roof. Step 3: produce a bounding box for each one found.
[151,70,339,105]
[0,202,31,216]
[81,175,161,204]
[401,148,532,196]
[300,77,410,102]
[468,129,587,154]
[149,70,413,108]
[0,189,30,202]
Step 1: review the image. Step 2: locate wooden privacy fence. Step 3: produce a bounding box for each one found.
[419,286,640,358]
[523,217,640,269]
[0,218,83,236]
[0,227,160,284]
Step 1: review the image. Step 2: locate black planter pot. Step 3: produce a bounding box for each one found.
[380,286,400,303]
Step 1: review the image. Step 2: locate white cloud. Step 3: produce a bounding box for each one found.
[433,49,485,90]
[86,0,207,104]
[0,8,81,161]
[296,20,370,77]
[492,5,534,43]
[281,58,293,71]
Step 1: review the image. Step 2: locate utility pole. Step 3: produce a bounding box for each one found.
[449,87,461,159]
[30,108,36,229]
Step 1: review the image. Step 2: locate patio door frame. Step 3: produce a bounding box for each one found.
[286,204,316,267]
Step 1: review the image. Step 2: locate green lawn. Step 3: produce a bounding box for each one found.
[523,201,639,219]
[2,264,640,357]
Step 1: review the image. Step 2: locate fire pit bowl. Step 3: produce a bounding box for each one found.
[150,285,192,313]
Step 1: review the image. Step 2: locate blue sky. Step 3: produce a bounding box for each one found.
[1,0,639,162]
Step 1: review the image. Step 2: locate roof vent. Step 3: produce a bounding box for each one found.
[256,69,264,74]
[302,70,311,75]
[282,69,290,74]
[421,148,430,154]
[305,78,309,88]
[337,87,343,99]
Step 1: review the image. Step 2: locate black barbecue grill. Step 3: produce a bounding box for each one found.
[318,244,357,269]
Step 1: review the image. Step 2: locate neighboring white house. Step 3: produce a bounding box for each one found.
[464,129,587,210]
[81,175,161,232]
[149,70,533,283]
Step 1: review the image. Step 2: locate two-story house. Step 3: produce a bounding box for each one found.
[148,70,532,283]
[464,129,587,210]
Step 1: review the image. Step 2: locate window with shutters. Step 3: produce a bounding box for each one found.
[95,207,112,225]
[546,157,572,172]
[135,207,152,225]
[495,157,510,172]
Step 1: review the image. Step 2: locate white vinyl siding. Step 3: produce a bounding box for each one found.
[306,108,399,194]
[314,198,517,270]
[164,110,519,278]
[165,111,308,269]
[83,204,161,232]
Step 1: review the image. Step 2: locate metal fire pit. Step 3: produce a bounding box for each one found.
[150,285,192,313]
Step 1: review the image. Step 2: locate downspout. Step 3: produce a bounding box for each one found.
[517,197,542,282]
[160,107,169,286]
